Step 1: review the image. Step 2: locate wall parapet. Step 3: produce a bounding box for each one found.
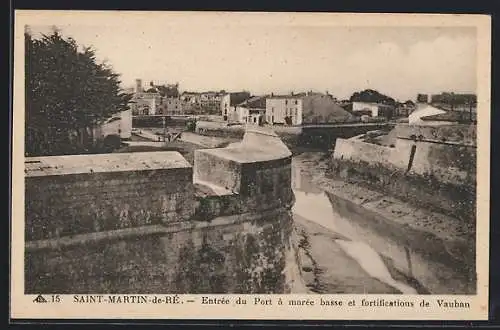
[331,124,476,222]
[392,123,477,146]
[333,126,476,187]
[25,127,294,241]
[193,127,294,218]
[24,128,298,294]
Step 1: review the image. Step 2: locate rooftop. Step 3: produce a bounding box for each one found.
[238,95,266,108]
[267,93,307,99]
[25,151,191,177]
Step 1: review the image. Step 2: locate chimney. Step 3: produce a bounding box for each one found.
[135,79,143,93]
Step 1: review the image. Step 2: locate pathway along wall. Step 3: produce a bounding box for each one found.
[25,128,303,294]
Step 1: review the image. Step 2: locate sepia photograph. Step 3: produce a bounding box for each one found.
[11,11,491,320]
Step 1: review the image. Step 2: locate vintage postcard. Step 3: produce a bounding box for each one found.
[11,11,491,320]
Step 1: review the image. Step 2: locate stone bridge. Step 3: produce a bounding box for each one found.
[25,128,304,294]
[194,121,392,150]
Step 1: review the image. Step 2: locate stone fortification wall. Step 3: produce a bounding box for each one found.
[25,128,301,294]
[25,152,194,241]
[333,136,395,169]
[333,125,476,186]
[331,124,476,222]
[193,128,294,218]
[194,120,391,151]
[391,123,477,146]
[195,121,246,139]
[26,208,296,294]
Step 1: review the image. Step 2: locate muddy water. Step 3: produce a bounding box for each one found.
[292,156,426,294]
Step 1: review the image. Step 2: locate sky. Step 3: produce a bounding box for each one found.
[26,12,478,102]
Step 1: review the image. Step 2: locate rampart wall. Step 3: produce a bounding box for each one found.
[25,128,302,294]
[331,124,476,222]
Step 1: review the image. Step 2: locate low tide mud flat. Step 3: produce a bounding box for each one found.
[292,151,475,295]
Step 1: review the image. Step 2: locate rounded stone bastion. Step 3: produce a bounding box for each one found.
[24,127,304,294]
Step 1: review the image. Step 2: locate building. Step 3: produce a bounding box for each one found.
[199,91,225,114]
[221,91,251,121]
[301,93,353,124]
[351,101,395,119]
[179,91,228,115]
[265,94,304,125]
[129,79,162,115]
[180,92,201,105]
[265,92,353,125]
[234,96,267,125]
[130,92,162,115]
[159,97,185,116]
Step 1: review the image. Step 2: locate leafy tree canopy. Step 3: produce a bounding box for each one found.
[431,93,476,105]
[349,89,396,106]
[155,84,179,98]
[25,28,132,156]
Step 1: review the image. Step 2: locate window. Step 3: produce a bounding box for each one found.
[285,100,288,105]
[295,100,298,105]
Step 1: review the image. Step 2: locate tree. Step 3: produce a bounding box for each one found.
[349,89,396,106]
[25,28,133,156]
[156,84,179,98]
[417,94,428,103]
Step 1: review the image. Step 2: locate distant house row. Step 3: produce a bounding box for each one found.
[126,79,476,126]
[222,92,411,126]
[221,92,353,126]
[129,79,235,116]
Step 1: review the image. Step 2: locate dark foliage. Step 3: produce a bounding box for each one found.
[25,28,133,156]
[349,89,396,106]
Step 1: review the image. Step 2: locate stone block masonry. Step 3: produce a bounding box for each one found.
[331,124,476,222]
[391,123,476,146]
[25,208,296,294]
[25,128,301,294]
[25,152,194,241]
[193,128,294,214]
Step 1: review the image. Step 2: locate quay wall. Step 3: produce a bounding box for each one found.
[324,190,476,294]
[331,123,476,222]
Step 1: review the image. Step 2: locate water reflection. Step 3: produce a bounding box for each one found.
[292,165,339,233]
[291,160,418,294]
